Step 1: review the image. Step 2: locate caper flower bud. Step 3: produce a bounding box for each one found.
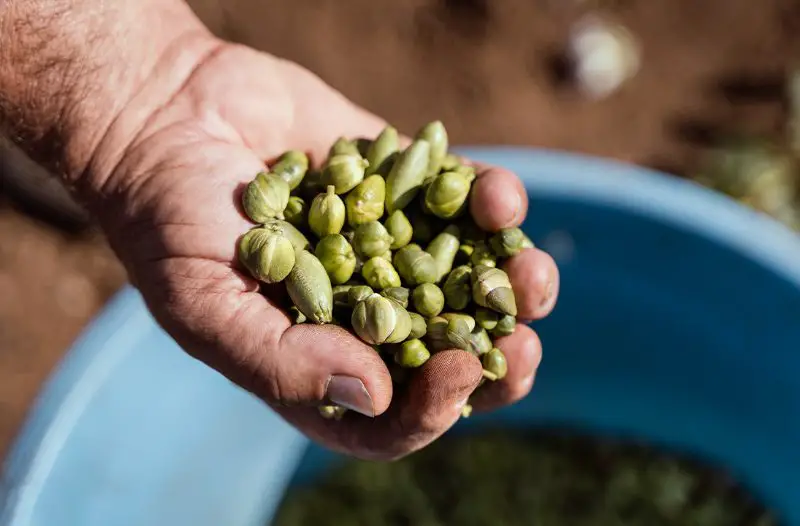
[381,287,410,309]
[442,265,473,310]
[361,257,402,290]
[323,154,368,194]
[482,347,508,381]
[286,251,334,324]
[366,125,400,176]
[426,313,476,352]
[427,225,461,281]
[393,244,438,285]
[353,221,394,258]
[385,139,430,213]
[261,218,311,252]
[315,234,357,285]
[283,196,307,229]
[242,171,290,223]
[409,312,427,339]
[351,293,412,345]
[424,171,472,219]
[472,265,517,316]
[309,186,346,237]
[270,150,309,190]
[415,120,448,178]
[345,175,385,227]
[384,210,413,250]
[489,227,530,258]
[468,327,492,356]
[329,137,360,157]
[394,339,431,368]
[475,308,500,331]
[412,283,445,318]
[238,228,296,284]
[347,285,374,307]
[492,314,517,337]
[471,241,497,267]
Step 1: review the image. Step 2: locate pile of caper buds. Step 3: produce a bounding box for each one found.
[237,121,534,420]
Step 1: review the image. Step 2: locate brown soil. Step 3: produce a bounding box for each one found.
[1,0,798,458]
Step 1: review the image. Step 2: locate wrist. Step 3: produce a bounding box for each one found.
[0,0,220,210]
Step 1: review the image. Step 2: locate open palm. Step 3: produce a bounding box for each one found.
[97,43,559,460]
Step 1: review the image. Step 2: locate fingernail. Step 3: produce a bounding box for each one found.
[326,375,374,417]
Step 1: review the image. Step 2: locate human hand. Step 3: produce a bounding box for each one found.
[1,3,558,461]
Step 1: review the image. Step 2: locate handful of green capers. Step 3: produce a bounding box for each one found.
[237,121,534,420]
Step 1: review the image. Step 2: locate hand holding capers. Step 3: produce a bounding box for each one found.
[237,121,559,423]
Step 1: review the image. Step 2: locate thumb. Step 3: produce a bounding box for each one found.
[161,278,393,417]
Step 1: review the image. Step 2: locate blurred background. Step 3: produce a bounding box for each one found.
[1,0,799,523]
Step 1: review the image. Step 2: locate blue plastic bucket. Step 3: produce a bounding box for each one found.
[3,148,800,526]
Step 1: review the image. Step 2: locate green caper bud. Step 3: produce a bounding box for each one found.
[426,313,476,352]
[409,312,427,339]
[427,225,461,282]
[351,293,412,345]
[440,153,461,173]
[323,154,368,194]
[261,218,312,252]
[384,210,413,250]
[475,308,500,331]
[461,404,473,418]
[381,287,410,309]
[442,265,472,310]
[454,164,477,181]
[412,283,445,318]
[394,339,431,368]
[329,136,359,157]
[286,250,334,324]
[393,244,438,286]
[385,139,430,213]
[308,186,346,237]
[332,285,354,309]
[283,196,307,229]
[289,306,307,325]
[242,172,290,223]
[270,150,309,190]
[492,314,516,337]
[353,221,394,258]
[468,327,492,356]
[482,348,508,381]
[471,241,497,267]
[521,232,535,249]
[238,228,296,284]
[345,175,385,227]
[315,234,357,285]
[361,257,402,290]
[347,285,374,307]
[424,171,472,219]
[366,126,400,176]
[377,250,393,262]
[489,227,530,258]
[472,265,517,316]
[415,120,448,178]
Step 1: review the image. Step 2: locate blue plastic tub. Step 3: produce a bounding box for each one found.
[3,148,800,526]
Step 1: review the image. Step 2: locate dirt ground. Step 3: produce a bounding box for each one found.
[1,0,798,458]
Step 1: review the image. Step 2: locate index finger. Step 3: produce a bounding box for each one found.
[469,166,528,232]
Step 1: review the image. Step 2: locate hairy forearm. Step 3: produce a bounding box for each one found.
[0,0,219,201]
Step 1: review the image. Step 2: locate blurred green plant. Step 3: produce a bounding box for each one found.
[273,430,778,526]
[692,68,800,232]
